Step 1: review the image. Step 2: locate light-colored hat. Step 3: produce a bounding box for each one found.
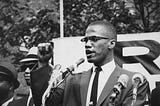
[20,47,38,63]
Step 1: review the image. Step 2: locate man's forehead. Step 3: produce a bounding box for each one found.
[86,24,105,31]
[86,25,109,36]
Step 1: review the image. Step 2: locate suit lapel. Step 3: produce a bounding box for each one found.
[97,66,121,106]
[80,68,92,106]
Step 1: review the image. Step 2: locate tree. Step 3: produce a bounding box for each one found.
[64,0,160,37]
[1,0,160,64]
[132,0,160,32]
[0,0,59,64]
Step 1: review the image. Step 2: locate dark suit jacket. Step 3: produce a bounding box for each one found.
[45,65,150,106]
[7,95,28,106]
[62,65,150,106]
[30,64,52,106]
[150,86,160,106]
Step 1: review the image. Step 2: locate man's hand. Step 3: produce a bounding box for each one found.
[24,68,31,86]
[37,42,54,63]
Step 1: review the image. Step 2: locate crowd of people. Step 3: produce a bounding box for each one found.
[0,20,158,106]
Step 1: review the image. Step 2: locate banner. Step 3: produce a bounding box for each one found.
[53,32,160,90]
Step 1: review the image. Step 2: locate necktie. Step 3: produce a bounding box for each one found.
[90,66,102,106]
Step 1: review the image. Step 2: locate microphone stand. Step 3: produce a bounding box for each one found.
[131,73,144,106]
[131,88,137,106]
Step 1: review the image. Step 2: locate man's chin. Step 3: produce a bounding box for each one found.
[87,57,95,63]
[87,57,102,65]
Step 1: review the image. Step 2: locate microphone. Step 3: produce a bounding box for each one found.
[55,58,85,85]
[131,73,144,106]
[42,58,85,106]
[109,74,129,104]
[60,58,85,77]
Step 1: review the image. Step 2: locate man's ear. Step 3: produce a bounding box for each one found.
[108,39,116,49]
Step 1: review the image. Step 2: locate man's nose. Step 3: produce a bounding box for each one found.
[85,40,93,49]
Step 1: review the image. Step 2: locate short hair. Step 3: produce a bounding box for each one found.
[88,20,117,40]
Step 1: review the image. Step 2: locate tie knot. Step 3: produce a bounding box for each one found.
[95,66,102,72]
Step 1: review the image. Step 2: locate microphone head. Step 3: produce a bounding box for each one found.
[53,64,61,70]
[118,74,129,88]
[132,73,144,85]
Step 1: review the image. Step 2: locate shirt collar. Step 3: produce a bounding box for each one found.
[93,59,116,73]
[101,59,116,72]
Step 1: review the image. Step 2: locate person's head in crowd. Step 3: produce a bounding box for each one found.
[0,61,20,104]
[81,20,117,66]
[20,47,38,86]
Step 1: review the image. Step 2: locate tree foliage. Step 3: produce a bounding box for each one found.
[0,0,59,64]
[0,0,160,64]
[133,0,160,32]
[64,0,160,37]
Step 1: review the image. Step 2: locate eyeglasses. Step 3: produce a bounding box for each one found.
[21,62,37,71]
[81,36,109,43]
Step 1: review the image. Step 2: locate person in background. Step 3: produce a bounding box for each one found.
[20,46,39,106]
[20,47,38,86]
[44,20,150,106]
[29,42,63,106]
[0,61,22,106]
[150,82,160,106]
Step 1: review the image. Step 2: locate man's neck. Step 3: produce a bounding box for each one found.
[94,57,114,66]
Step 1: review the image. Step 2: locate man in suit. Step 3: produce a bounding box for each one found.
[20,46,39,106]
[20,45,54,106]
[29,43,58,106]
[44,20,150,106]
[0,61,21,106]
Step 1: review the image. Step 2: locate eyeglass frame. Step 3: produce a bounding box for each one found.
[21,62,38,71]
[80,36,110,43]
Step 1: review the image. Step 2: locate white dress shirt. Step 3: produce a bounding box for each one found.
[27,88,35,106]
[86,60,116,106]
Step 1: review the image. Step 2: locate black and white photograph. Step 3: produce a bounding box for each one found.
[0,0,160,106]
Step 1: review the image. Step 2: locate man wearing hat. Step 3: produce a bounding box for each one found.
[20,44,54,106]
[0,61,23,106]
[20,46,38,86]
[29,43,55,106]
[20,46,39,106]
